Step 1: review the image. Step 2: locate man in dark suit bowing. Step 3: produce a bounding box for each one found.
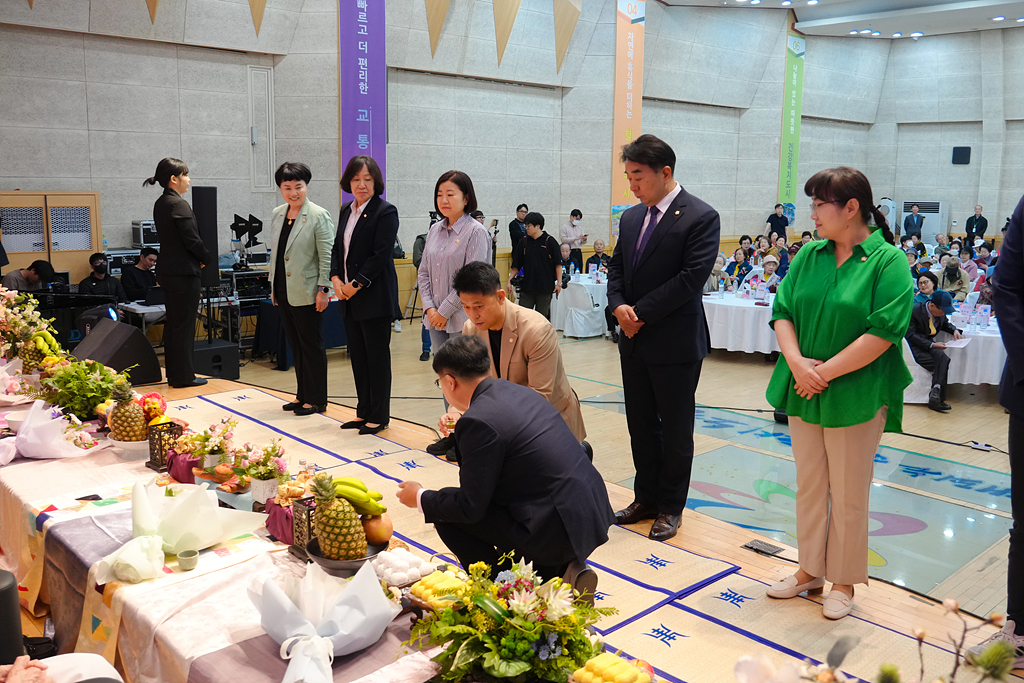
[397,334,614,599]
[606,134,721,541]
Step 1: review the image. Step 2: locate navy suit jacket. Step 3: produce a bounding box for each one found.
[330,195,402,321]
[903,213,924,237]
[606,186,721,364]
[421,378,615,565]
[993,194,1024,414]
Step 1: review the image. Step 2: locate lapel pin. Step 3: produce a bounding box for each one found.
[861,256,867,261]
[363,214,368,218]
[675,210,680,215]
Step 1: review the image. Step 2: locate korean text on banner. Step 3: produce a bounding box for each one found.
[777,33,805,224]
[610,0,645,244]
[340,0,387,201]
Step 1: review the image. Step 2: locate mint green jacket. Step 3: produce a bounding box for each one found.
[268,199,335,307]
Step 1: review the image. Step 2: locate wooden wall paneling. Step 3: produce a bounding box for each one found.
[424,0,452,56]
[552,0,581,73]
[146,0,159,23]
[493,0,522,66]
[43,192,102,284]
[249,0,267,36]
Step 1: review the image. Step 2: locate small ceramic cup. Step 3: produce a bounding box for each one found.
[177,550,199,571]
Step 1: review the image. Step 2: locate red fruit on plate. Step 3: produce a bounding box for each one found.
[631,659,655,675]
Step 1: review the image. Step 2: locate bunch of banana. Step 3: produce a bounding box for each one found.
[20,330,62,371]
[332,476,387,516]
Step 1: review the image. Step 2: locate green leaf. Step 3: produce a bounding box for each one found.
[481,651,531,678]
[452,636,484,670]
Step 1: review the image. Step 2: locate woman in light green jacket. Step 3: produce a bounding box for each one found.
[268,162,335,415]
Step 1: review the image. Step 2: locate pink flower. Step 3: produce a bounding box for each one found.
[274,456,288,474]
[240,458,250,468]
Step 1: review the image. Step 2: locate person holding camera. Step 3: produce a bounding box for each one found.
[508,212,562,321]
[559,209,587,273]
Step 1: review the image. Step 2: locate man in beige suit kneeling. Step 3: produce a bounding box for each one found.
[435,261,591,461]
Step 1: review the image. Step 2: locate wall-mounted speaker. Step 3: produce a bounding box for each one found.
[952,147,971,165]
[191,186,220,288]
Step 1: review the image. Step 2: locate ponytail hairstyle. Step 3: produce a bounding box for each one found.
[803,166,895,245]
[143,158,189,189]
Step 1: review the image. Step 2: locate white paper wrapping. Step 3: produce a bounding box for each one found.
[4,400,111,466]
[0,358,31,407]
[249,563,401,683]
[131,480,266,555]
[94,535,166,585]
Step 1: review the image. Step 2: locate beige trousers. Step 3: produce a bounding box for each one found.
[788,406,887,586]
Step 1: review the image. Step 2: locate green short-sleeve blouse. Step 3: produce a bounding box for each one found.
[766,228,914,433]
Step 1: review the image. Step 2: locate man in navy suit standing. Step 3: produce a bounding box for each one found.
[903,203,924,239]
[981,193,1024,666]
[606,134,721,541]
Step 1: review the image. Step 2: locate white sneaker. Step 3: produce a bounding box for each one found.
[766,574,825,599]
[966,620,1024,670]
[394,320,402,332]
[822,590,853,619]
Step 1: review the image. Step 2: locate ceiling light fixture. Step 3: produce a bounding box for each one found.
[872,31,880,36]
[993,16,1005,21]
[807,0,818,4]
[911,31,923,37]
[1017,17,1024,22]
[781,0,791,4]
[750,0,760,4]
[849,30,858,34]
[893,32,902,37]
[860,29,871,33]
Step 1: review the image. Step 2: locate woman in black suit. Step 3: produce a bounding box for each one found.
[330,155,401,435]
[144,158,213,388]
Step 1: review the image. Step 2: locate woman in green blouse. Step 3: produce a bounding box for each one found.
[765,167,913,620]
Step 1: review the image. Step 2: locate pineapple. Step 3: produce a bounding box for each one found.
[311,473,367,560]
[109,380,147,442]
[18,335,46,372]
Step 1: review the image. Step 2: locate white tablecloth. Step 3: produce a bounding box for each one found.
[702,293,781,354]
[946,323,1005,385]
[550,276,608,334]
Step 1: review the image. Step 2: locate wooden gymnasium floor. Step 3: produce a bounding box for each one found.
[21,318,1018,675]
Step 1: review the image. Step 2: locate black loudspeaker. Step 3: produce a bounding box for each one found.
[952,146,971,165]
[72,318,164,385]
[193,339,240,380]
[191,186,220,288]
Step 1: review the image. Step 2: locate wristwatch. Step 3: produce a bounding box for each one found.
[319,286,331,294]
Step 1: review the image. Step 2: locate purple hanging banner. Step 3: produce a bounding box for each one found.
[339,0,387,201]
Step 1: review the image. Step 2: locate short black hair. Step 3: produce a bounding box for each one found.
[433,334,492,380]
[980,242,993,252]
[774,204,783,210]
[89,252,107,264]
[275,162,312,187]
[470,210,485,221]
[516,204,529,213]
[620,134,676,175]
[802,231,814,239]
[452,262,502,296]
[911,203,920,209]
[143,157,188,189]
[918,270,939,288]
[341,155,385,196]
[960,245,975,258]
[434,171,478,215]
[900,235,912,246]
[140,247,159,258]
[570,209,582,219]
[27,260,54,281]
[739,235,752,245]
[524,212,544,229]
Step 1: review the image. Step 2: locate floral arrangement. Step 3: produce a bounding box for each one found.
[31,360,126,421]
[235,439,290,483]
[171,417,238,464]
[63,412,100,450]
[734,600,1016,683]
[410,556,616,682]
[0,289,52,358]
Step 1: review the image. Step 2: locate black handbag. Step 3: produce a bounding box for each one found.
[393,237,405,260]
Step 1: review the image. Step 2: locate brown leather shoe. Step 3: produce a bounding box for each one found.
[614,502,659,525]
[649,513,681,541]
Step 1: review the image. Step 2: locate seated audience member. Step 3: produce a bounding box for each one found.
[725,248,751,282]
[585,239,611,272]
[746,255,780,292]
[559,242,574,274]
[509,212,562,320]
[705,255,734,293]
[911,233,927,257]
[949,238,963,258]
[933,233,951,259]
[121,247,158,301]
[1,260,54,292]
[397,334,615,593]
[778,244,799,277]
[915,270,939,303]
[765,203,789,239]
[78,253,127,303]
[976,242,994,268]
[739,234,753,254]
[801,231,813,244]
[900,235,914,252]
[906,289,962,413]
[958,246,979,279]
[938,254,971,301]
[448,262,589,455]
[908,250,923,281]
[750,235,773,266]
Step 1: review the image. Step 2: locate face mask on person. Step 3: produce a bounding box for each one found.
[571,219,578,226]
[945,263,960,276]
[93,263,107,275]
[950,249,959,256]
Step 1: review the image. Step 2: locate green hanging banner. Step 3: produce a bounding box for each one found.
[777,33,805,219]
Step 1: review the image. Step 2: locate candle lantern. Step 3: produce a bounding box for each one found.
[147,421,183,472]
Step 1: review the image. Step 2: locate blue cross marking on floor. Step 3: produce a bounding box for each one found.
[638,554,671,570]
[399,460,422,470]
[644,624,687,646]
[713,588,755,607]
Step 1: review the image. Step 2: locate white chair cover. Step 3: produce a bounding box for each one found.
[560,283,605,338]
[902,338,933,404]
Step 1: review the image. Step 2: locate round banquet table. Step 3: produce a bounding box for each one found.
[550,275,608,332]
[945,322,1005,385]
[701,293,781,354]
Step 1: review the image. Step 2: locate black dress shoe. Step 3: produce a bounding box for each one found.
[419,351,431,361]
[426,435,455,455]
[649,513,682,541]
[445,447,460,463]
[282,402,302,411]
[294,404,326,416]
[610,329,620,344]
[928,386,952,412]
[359,423,389,435]
[169,377,208,388]
[340,420,367,429]
[614,502,659,525]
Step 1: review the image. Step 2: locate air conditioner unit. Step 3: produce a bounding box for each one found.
[899,201,946,244]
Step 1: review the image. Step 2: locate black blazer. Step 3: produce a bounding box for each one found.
[153,189,213,278]
[994,194,1024,413]
[607,187,721,364]
[905,301,958,352]
[903,213,924,237]
[330,195,401,321]
[421,378,615,566]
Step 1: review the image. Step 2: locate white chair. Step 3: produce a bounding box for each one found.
[902,338,933,404]
[560,283,605,338]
